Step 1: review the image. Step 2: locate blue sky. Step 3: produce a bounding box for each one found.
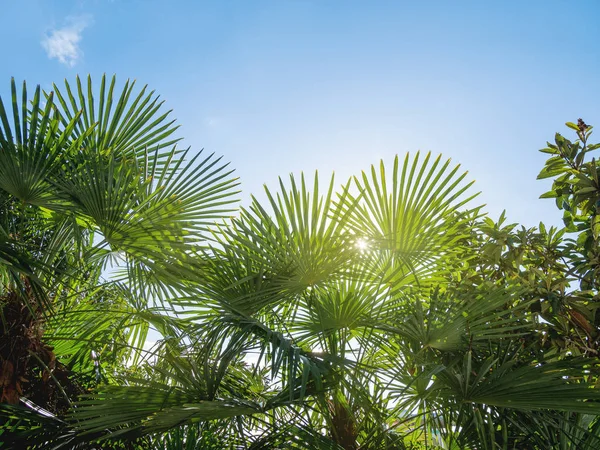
[1,0,599,228]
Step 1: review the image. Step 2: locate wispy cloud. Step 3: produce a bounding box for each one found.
[41,15,92,67]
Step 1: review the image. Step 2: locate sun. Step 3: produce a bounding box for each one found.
[355,238,370,251]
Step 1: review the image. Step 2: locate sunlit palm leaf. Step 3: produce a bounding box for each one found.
[50,74,180,158]
[343,152,480,292]
[210,173,357,313]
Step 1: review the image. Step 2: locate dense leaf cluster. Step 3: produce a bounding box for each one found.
[1,77,600,449]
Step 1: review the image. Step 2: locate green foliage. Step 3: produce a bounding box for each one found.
[2,76,600,450]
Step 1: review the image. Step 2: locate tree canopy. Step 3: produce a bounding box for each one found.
[1,76,600,449]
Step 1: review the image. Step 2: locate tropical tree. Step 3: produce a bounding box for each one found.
[1,74,600,450]
[0,75,239,445]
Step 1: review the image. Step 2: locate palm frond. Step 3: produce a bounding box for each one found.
[50,74,180,158]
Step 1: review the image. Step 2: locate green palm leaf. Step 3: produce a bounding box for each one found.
[50,74,181,158]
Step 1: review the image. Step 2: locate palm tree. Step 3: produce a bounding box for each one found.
[0,75,238,420]
[2,76,600,449]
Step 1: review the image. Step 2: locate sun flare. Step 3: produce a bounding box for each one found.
[356,238,370,251]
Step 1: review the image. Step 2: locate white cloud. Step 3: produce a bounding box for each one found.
[41,15,92,67]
